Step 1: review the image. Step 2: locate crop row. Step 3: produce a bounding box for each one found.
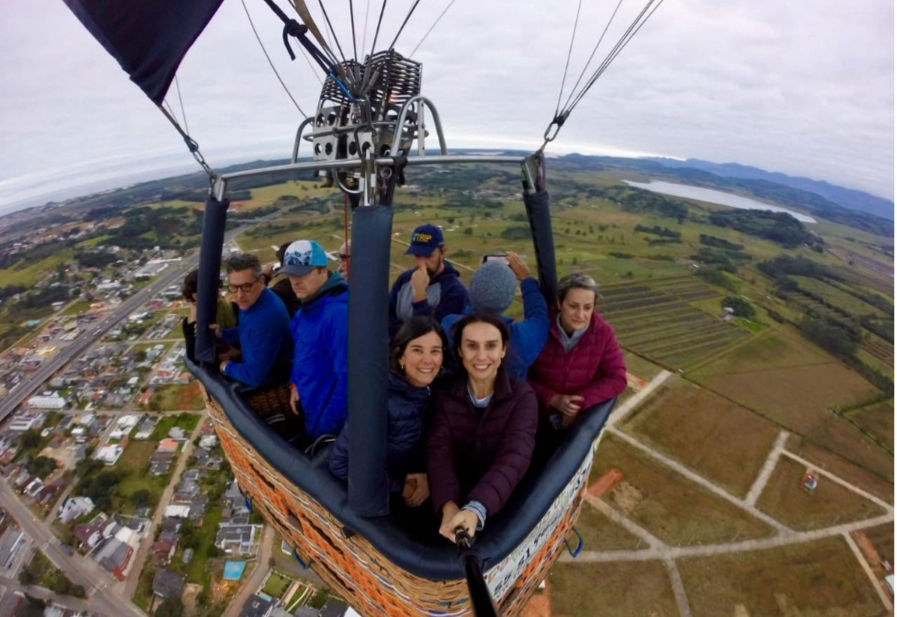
[624,321,735,349]
[862,339,893,364]
[613,310,707,336]
[651,333,748,368]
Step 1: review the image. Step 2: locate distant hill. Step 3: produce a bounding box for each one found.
[648,158,894,221]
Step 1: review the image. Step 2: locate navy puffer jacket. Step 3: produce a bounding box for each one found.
[427,368,538,517]
[329,372,431,493]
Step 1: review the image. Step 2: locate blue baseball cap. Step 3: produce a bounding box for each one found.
[405,224,444,257]
[281,240,331,276]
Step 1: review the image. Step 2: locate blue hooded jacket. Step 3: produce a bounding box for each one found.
[290,272,349,439]
[329,372,431,494]
[442,277,549,379]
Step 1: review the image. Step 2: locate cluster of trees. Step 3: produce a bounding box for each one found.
[18,552,86,598]
[696,267,737,292]
[75,250,118,269]
[635,224,681,240]
[593,186,688,222]
[758,255,840,280]
[691,248,738,272]
[13,285,70,310]
[708,210,819,249]
[0,284,26,301]
[700,234,743,250]
[74,461,125,511]
[103,206,203,250]
[799,315,859,357]
[26,456,57,479]
[501,225,531,241]
[722,296,755,318]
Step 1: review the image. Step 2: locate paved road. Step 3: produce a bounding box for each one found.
[0,480,144,617]
[121,411,208,598]
[745,430,789,506]
[222,525,274,617]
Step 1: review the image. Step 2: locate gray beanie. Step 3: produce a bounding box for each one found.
[469,261,517,314]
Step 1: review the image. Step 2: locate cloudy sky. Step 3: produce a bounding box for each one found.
[0,0,893,213]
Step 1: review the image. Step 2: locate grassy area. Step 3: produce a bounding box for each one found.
[621,351,666,382]
[20,549,86,598]
[678,537,885,617]
[845,399,894,452]
[785,434,893,504]
[549,560,679,617]
[756,457,885,530]
[621,379,781,497]
[575,503,649,551]
[592,433,775,545]
[262,571,293,598]
[148,384,206,411]
[150,412,201,439]
[186,507,224,585]
[133,563,156,610]
[59,299,92,316]
[110,440,169,515]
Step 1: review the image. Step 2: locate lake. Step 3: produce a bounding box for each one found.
[624,180,817,224]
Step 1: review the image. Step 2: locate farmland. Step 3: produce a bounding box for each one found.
[756,457,885,530]
[620,379,781,497]
[678,537,885,617]
[599,277,751,371]
[591,434,775,545]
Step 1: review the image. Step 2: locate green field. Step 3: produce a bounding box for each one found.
[150,411,201,439]
[147,384,206,412]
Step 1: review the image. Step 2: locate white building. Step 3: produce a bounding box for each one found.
[26,394,65,410]
[109,415,139,439]
[7,412,45,432]
[58,497,95,524]
[164,505,191,519]
[94,445,123,466]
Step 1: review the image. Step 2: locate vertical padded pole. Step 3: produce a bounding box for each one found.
[524,190,558,305]
[195,195,230,364]
[347,204,393,517]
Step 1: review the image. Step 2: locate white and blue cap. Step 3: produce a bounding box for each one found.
[281,240,332,276]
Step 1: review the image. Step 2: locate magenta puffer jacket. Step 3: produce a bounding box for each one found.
[427,368,538,518]
[527,310,626,417]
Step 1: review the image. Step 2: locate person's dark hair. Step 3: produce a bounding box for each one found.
[182,269,199,302]
[452,312,511,354]
[275,242,291,264]
[557,272,599,303]
[225,253,262,277]
[390,317,448,376]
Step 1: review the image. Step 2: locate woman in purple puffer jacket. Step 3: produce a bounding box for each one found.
[528,272,627,430]
[427,313,538,542]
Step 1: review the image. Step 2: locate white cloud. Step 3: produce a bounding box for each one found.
[0,0,892,211]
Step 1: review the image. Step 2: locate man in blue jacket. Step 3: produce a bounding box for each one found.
[389,223,469,337]
[442,252,549,379]
[282,239,350,441]
[215,253,291,388]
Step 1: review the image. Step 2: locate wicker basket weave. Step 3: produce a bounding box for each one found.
[202,384,591,617]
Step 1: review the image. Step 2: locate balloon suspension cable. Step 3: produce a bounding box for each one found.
[349,0,359,64]
[409,0,457,57]
[554,0,583,120]
[360,0,371,56]
[369,0,388,58]
[173,75,190,135]
[541,0,665,148]
[316,0,349,68]
[387,0,422,51]
[157,104,215,180]
[242,0,309,117]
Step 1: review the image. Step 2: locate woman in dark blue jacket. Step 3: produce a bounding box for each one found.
[329,317,447,506]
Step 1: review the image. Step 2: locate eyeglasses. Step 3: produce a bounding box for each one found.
[227,281,257,294]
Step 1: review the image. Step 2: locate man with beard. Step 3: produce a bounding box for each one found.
[388,224,469,337]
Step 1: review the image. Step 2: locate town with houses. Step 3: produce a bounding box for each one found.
[0,233,355,617]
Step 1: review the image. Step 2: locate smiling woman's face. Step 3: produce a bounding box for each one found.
[458,322,506,384]
[399,330,444,387]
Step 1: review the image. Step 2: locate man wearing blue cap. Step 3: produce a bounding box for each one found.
[282,239,350,442]
[388,223,469,336]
